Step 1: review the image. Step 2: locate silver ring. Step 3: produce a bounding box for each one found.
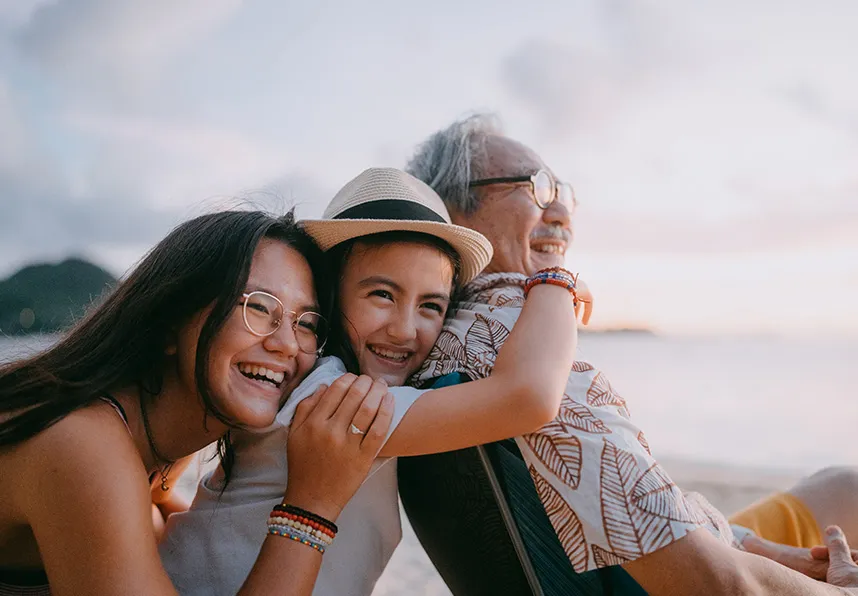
[349,423,365,435]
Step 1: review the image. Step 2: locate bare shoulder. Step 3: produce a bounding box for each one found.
[4,404,176,593]
[7,402,149,520]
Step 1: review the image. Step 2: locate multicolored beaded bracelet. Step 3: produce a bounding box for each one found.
[524,267,579,303]
[268,510,336,538]
[273,504,338,535]
[266,503,338,553]
[267,526,327,553]
[525,267,578,286]
[267,517,334,544]
[268,523,325,544]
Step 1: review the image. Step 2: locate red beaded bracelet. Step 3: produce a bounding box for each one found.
[268,511,336,538]
[524,267,580,302]
[273,504,338,535]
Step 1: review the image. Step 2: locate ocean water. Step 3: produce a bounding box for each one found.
[2,332,855,472]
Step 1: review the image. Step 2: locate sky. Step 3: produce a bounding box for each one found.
[0,0,856,336]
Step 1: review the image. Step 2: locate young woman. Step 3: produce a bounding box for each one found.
[0,210,394,595]
[160,168,590,595]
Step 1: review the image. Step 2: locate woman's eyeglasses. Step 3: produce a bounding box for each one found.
[240,291,328,354]
[469,169,576,210]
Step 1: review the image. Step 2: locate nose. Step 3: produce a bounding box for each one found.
[387,306,418,344]
[543,197,572,230]
[262,318,301,359]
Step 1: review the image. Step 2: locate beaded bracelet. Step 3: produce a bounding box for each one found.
[273,504,338,535]
[524,267,579,303]
[267,525,327,554]
[268,516,335,544]
[267,518,331,543]
[268,523,322,544]
[525,267,578,287]
[268,509,336,538]
[269,511,335,536]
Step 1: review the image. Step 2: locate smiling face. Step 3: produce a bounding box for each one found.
[453,135,576,276]
[338,240,454,386]
[173,237,320,429]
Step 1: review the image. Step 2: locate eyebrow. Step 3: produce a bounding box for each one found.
[245,285,320,313]
[357,276,451,302]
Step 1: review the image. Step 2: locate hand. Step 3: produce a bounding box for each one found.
[284,374,394,521]
[574,277,593,325]
[821,526,858,588]
[809,541,858,565]
[742,533,832,580]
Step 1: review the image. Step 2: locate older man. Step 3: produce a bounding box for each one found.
[398,113,858,595]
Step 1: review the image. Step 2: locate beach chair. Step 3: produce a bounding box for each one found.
[398,374,646,596]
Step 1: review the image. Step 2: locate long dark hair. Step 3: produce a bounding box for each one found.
[324,230,462,374]
[0,209,329,479]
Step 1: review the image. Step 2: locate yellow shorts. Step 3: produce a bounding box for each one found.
[729,492,823,548]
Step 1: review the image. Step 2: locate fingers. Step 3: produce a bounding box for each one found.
[825,526,853,567]
[332,374,373,424]
[291,384,326,428]
[580,298,593,325]
[742,536,829,580]
[741,535,776,558]
[810,544,858,562]
[344,382,389,439]
[311,373,358,419]
[574,279,593,325]
[360,392,394,453]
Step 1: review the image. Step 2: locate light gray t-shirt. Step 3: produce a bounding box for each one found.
[159,357,426,596]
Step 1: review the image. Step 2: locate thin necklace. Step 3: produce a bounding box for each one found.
[139,395,175,491]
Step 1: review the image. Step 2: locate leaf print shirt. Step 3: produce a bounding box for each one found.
[411,273,736,572]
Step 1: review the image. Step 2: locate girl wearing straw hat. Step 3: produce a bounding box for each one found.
[161,168,590,595]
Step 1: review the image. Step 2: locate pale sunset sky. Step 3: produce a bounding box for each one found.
[0,0,856,336]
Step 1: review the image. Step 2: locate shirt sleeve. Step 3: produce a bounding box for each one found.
[365,384,428,478]
[270,357,427,478]
[514,364,734,572]
[271,357,350,428]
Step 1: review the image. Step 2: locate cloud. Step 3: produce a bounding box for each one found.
[1,0,857,333]
[63,110,298,208]
[0,80,30,174]
[0,173,176,277]
[15,0,241,104]
[575,201,858,255]
[0,166,336,278]
[499,2,689,141]
[0,0,50,28]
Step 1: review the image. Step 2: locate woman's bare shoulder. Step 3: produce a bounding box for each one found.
[3,403,147,520]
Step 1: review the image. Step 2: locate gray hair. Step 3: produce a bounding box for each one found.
[405,113,503,214]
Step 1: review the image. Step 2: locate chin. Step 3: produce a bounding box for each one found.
[240,408,281,429]
[217,390,282,429]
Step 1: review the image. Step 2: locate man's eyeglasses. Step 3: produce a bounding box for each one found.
[240,291,329,354]
[469,169,576,210]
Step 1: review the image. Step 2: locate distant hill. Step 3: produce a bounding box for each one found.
[0,258,117,335]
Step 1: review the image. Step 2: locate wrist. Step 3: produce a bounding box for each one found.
[282,489,344,522]
[524,267,579,303]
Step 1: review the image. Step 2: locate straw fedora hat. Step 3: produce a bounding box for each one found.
[300,167,493,284]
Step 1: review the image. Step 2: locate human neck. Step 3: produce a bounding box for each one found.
[112,379,226,476]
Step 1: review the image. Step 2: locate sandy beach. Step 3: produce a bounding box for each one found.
[371,457,807,595]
